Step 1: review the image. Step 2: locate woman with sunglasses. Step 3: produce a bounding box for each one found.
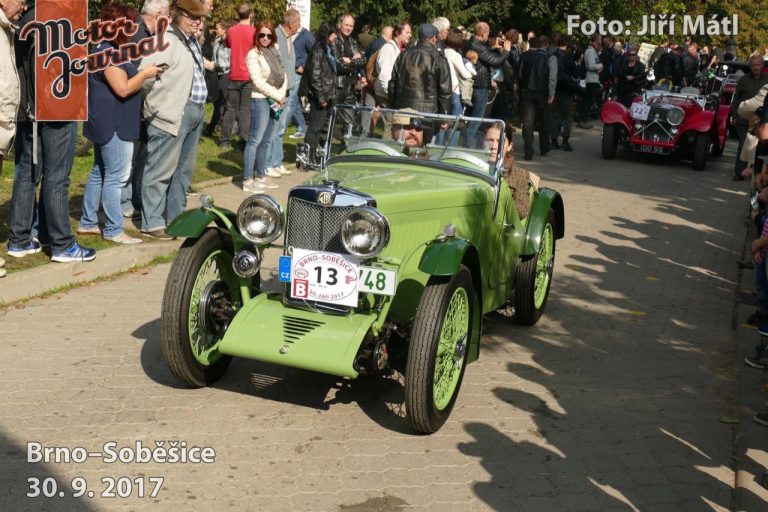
[242,20,287,191]
[616,44,646,108]
[303,21,338,168]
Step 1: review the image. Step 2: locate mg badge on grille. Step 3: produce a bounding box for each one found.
[318,191,333,205]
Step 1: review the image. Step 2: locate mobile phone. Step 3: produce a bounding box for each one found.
[157,63,169,70]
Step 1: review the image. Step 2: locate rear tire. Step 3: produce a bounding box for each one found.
[710,131,724,157]
[514,210,556,325]
[602,124,619,160]
[692,132,708,171]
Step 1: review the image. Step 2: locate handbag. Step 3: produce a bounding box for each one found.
[267,98,284,120]
[742,131,758,163]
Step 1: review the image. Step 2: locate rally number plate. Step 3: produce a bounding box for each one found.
[629,103,650,121]
[288,249,396,307]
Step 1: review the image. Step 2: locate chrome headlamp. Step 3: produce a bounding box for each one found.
[236,194,284,244]
[341,207,389,258]
[666,107,684,126]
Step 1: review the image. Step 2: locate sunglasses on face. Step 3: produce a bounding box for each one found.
[629,53,637,56]
[182,12,203,22]
[258,33,273,40]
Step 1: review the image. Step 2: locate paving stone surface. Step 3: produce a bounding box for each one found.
[0,129,765,511]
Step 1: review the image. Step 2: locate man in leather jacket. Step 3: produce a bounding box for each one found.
[464,21,510,143]
[388,24,451,114]
[331,13,366,128]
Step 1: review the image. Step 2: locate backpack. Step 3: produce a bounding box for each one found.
[364,49,380,91]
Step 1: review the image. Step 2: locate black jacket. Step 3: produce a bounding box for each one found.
[388,41,452,114]
[616,60,646,106]
[655,51,683,86]
[305,43,336,105]
[682,54,699,86]
[554,48,581,94]
[331,35,366,99]
[14,1,37,122]
[464,37,508,90]
[519,48,550,93]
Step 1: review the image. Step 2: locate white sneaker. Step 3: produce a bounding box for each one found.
[255,178,278,189]
[274,165,292,176]
[104,233,143,245]
[265,167,282,178]
[242,179,263,193]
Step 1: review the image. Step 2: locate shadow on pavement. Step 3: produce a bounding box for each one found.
[0,431,101,511]
[459,139,767,509]
[133,318,415,434]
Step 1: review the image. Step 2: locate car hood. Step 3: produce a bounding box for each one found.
[310,161,495,214]
[647,96,702,114]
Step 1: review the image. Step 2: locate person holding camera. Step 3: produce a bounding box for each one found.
[464,21,510,144]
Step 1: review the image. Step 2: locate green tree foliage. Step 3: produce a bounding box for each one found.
[84,0,764,57]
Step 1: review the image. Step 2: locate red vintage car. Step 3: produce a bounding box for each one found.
[601,88,728,171]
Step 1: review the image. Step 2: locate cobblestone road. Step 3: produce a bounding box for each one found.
[0,129,760,511]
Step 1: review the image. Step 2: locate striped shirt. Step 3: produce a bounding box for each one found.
[186,35,208,105]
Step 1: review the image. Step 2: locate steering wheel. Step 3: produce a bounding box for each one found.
[345,141,403,157]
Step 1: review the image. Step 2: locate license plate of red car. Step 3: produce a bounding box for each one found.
[635,144,670,155]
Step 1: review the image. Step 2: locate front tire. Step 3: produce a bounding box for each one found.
[161,228,240,387]
[405,266,475,434]
[692,132,708,171]
[514,210,556,325]
[602,124,619,160]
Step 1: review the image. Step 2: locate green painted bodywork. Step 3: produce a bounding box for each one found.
[217,292,375,378]
[167,207,238,238]
[180,158,563,377]
[418,238,472,276]
[521,188,565,255]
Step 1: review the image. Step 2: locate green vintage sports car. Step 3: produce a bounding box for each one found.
[161,105,565,433]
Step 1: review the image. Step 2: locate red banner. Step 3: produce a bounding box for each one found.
[32,0,88,121]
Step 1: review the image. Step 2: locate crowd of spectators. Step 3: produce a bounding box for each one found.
[2,1,767,275]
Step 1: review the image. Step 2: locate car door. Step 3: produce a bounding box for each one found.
[487,181,524,290]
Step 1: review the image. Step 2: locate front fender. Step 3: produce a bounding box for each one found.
[682,109,715,133]
[600,101,632,133]
[522,188,565,256]
[167,207,238,239]
[418,237,472,276]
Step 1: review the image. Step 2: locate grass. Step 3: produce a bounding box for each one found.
[0,104,300,274]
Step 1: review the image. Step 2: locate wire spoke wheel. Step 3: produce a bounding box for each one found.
[514,209,556,325]
[161,229,240,387]
[433,288,469,411]
[406,266,475,434]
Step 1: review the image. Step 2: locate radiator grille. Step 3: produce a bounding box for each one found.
[284,197,354,254]
[283,315,325,343]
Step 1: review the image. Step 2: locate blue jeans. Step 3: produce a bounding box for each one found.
[121,138,147,214]
[435,93,465,145]
[268,90,294,169]
[466,88,490,148]
[450,92,463,116]
[289,81,306,133]
[243,98,278,180]
[9,121,77,253]
[80,134,134,238]
[141,102,204,231]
